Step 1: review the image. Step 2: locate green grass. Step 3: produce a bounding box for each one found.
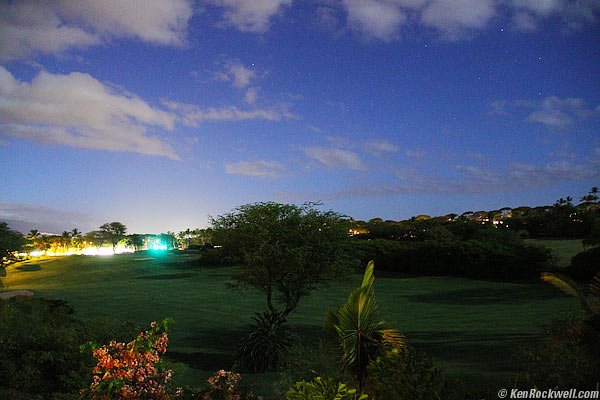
[1,252,582,397]
[526,239,584,267]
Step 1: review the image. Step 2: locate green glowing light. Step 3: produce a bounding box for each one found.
[152,240,167,251]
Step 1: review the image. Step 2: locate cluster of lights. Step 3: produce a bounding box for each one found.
[26,245,135,258]
[151,240,167,251]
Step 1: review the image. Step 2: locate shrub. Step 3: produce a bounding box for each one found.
[285,377,367,400]
[236,311,296,372]
[0,296,89,396]
[365,347,465,400]
[0,296,141,398]
[200,370,259,400]
[276,339,341,394]
[198,247,225,266]
[514,341,600,390]
[349,237,550,280]
[80,319,181,400]
[567,247,600,281]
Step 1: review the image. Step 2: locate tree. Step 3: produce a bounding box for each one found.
[27,229,39,240]
[193,228,211,246]
[591,187,599,204]
[60,231,72,253]
[70,228,82,251]
[99,222,127,251]
[210,202,352,320]
[582,218,600,249]
[84,230,105,249]
[0,221,26,267]
[541,272,600,360]
[127,234,145,251]
[162,231,177,249]
[326,261,404,390]
[27,229,40,251]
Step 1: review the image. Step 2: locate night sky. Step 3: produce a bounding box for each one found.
[1,0,599,234]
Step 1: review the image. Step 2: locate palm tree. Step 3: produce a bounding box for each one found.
[27,229,40,251]
[60,231,72,253]
[38,235,50,252]
[591,187,599,204]
[541,272,600,359]
[70,228,81,251]
[326,261,404,390]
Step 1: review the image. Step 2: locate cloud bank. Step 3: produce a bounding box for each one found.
[225,160,286,178]
[209,0,600,41]
[0,66,179,159]
[0,0,194,61]
[305,147,367,170]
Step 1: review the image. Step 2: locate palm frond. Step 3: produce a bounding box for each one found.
[361,260,374,288]
[563,315,600,355]
[541,272,593,314]
[327,261,404,388]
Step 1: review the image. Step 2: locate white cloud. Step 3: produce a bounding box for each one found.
[421,0,497,39]
[0,0,193,61]
[0,66,178,159]
[164,101,291,125]
[342,0,407,40]
[245,87,258,104]
[491,96,597,129]
[511,12,539,31]
[512,0,563,16]
[316,6,340,31]
[511,0,600,32]
[526,96,594,128]
[362,139,399,156]
[225,160,286,178]
[332,0,600,41]
[315,158,599,200]
[211,0,291,32]
[307,125,324,133]
[405,149,427,159]
[230,64,256,88]
[0,203,97,234]
[304,147,367,170]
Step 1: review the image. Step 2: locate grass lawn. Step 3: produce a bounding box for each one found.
[1,251,582,397]
[526,239,584,267]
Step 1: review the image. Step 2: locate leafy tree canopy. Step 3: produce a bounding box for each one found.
[210,202,352,319]
[0,221,26,263]
[99,222,127,250]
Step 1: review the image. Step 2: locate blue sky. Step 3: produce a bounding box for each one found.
[0,0,599,234]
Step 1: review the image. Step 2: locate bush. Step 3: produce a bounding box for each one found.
[237,311,296,372]
[349,237,550,280]
[0,296,141,398]
[514,342,600,390]
[200,370,259,400]
[285,377,367,400]
[365,347,465,400]
[276,339,341,394]
[80,319,180,400]
[567,247,600,281]
[198,247,225,266]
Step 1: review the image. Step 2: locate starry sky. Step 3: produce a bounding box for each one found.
[0,0,599,234]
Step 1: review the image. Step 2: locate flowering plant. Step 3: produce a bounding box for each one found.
[80,319,182,400]
[201,370,261,400]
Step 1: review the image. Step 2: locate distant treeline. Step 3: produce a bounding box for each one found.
[352,190,599,240]
[342,192,600,279]
[347,221,552,280]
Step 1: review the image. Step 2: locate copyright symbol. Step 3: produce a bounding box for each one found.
[498,389,507,398]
